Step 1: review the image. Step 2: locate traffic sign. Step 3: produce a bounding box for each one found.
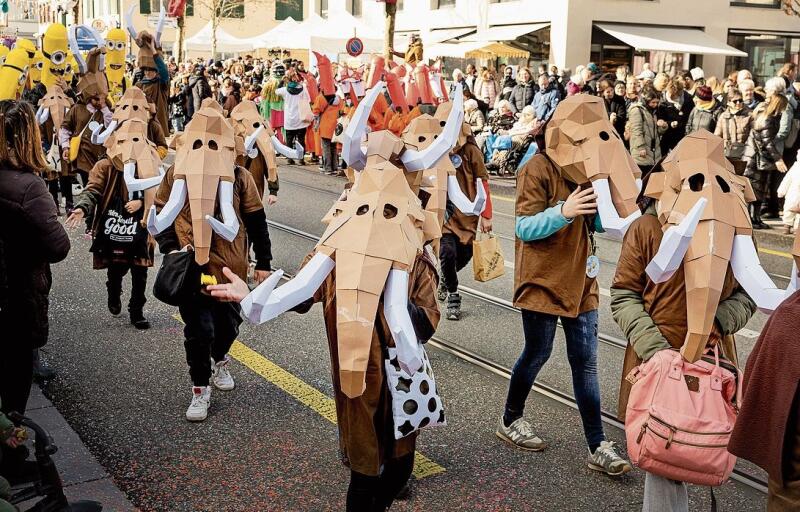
[346,37,363,57]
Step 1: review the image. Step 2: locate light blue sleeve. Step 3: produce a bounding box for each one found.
[515,201,572,242]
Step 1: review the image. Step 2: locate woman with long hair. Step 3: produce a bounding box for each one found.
[745,93,789,229]
[0,100,70,421]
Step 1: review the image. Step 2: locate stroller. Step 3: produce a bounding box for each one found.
[505,135,538,174]
[8,412,102,512]
[487,134,538,177]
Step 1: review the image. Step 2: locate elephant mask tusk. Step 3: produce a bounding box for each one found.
[270,134,304,160]
[592,178,641,240]
[154,2,167,48]
[244,124,264,159]
[91,120,118,145]
[147,177,186,235]
[125,4,138,41]
[241,252,335,324]
[383,269,424,375]
[124,161,164,200]
[645,198,707,283]
[205,180,240,242]
[730,234,796,314]
[341,82,385,171]
[447,176,486,216]
[400,82,464,172]
[35,105,49,125]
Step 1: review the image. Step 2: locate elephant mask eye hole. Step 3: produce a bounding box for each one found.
[418,136,426,143]
[715,175,730,193]
[689,173,705,192]
[599,131,610,141]
[356,204,369,215]
[192,139,203,150]
[253,122,260,129]
[208,140,218,150]
[133,137,140,142]
[439,120,446,127]
[122,105,129,110]
[133,105,139,111]
[383,204,398,219]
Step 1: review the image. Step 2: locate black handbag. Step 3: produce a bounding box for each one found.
[153,249,201,306]
[90,195,149,260]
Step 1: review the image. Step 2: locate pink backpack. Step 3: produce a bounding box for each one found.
[624,347,741,486]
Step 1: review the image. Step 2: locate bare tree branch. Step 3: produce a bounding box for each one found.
[783,0,800,17]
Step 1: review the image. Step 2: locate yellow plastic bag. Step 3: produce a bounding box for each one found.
[68,135,81,162]
[472,233,505,282]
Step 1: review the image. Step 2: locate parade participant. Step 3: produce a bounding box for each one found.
[21,50,46,105]
[0,99,70,421]
[611,131,759,508]
[311,52,340,175]
[60,48,111,220]
[146,104,272,422]
[104,28,130,106]
[205,83,486,510]
[428,117,492,320]
[90,86,168,158]
[65,117,161,329]
[260,61,286,143]
[229,100,281,203]
[0,48,30,100]
[128,17,170,136]
[390,33,423,67]
[40,23,69,89]
[36,85,73,214]
[498,95,640,476]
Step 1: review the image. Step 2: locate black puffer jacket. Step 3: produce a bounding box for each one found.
[189,75,212,115]
[509,81,536,113]
[0,167,70,347]
[745,113,783,200]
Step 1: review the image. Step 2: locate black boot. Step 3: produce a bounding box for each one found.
[446,292,462,321]
[32,348,55,382]
[129,309,150,330]
[107,292,122,316]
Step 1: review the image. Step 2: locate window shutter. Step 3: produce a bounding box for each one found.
[185,0,194,16]
[140,0,151,15]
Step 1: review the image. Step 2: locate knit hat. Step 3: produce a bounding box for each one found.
[464,98,478,112]
[587,62,600,74]
[636,69,655,80]
[695,85,713,101]
[690,67,705,81]
[566,81,581,96]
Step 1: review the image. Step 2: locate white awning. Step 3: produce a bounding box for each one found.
[462,23,549,43]
[427,41,529,59]
[185,22,254,53]
[394,27,476,51]
[595,23,747,57]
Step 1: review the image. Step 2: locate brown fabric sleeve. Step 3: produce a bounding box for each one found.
[62,105,77,133]
[154,165,175,208]
[611,218,649,294]
[465,143,488,180]
[237,167,265,215]
[409,256,441,334]
[515,158,550,217]
[149,119,167,149]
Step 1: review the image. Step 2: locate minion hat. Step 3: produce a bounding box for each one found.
[13,38,36,62]
[0,48,30,100]
[77,48,109,101]
[0,45,8,66]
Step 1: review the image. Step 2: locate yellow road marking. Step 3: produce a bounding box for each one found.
[173,315,445,479]
[492,194,515,203]
[758,247,794,260]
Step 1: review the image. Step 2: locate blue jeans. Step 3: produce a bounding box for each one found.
[172,115,185,133]
[504,308,605,449]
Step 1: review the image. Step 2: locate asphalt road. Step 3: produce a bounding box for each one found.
[39,163,776,511]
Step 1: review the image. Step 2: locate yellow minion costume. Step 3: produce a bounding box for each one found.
[0,46,8,66]
[13,38,36,63]
[105,28,130,106]
[29,50,44,87]
[41,23,69,88]
[0,48,29,100]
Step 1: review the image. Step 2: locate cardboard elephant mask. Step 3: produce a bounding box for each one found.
[235,82,475,399]
[104,117,164,224]
[146,107,240,265]
[229,100,304,175]
[644,130,797,362]
[36,85,73,133]
[545,94,642,239]
[91,86,156,144]
[125,2,167,69]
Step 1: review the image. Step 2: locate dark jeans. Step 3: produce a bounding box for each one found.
[285,127,307,159]
[439,233,473,293]
[178,294,242,386]
[0,330,33,416]
[107,263,148,313]
[346,453,414,512]
[321,137,337,173]
[504,308,604,449]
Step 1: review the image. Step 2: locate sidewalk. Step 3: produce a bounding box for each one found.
[17,387,137,511]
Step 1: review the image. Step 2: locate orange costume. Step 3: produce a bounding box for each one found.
[312,94,340,141]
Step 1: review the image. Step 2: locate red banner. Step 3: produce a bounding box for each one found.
[167,0,187,18]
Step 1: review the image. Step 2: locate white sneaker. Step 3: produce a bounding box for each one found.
[587,440,632,476]
[186,386,211,422]
[212,356,235,391]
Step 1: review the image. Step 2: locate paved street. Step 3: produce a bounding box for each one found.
[37,163,792,511]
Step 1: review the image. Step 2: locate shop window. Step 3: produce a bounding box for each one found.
[434,0,456,8]
[186,0,194,16]
[726,31,800,85]
[317,0,329,18]
[730,0,780,6]
[347,0,362,17]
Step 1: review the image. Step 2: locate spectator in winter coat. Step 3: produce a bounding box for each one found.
[464,98,485,135]
[777,152,800,234]
[657,77,694,155]
[685,86,721,135]
[714,90,752,175]
[532,74,559,122]
[476,70,498,110]
[450,69,470,96]
[509,68,536,114]
[599,79,626,138]
[629,86,667,172]
[745,94,789,228]
[189,66,212,116]
[739,79,760,111]
[0,100,70,419]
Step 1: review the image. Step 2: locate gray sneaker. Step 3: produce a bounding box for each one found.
[587,440,632,476]
[496,417,547,451]
[446,292,462,321]
[437,280,448,302]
